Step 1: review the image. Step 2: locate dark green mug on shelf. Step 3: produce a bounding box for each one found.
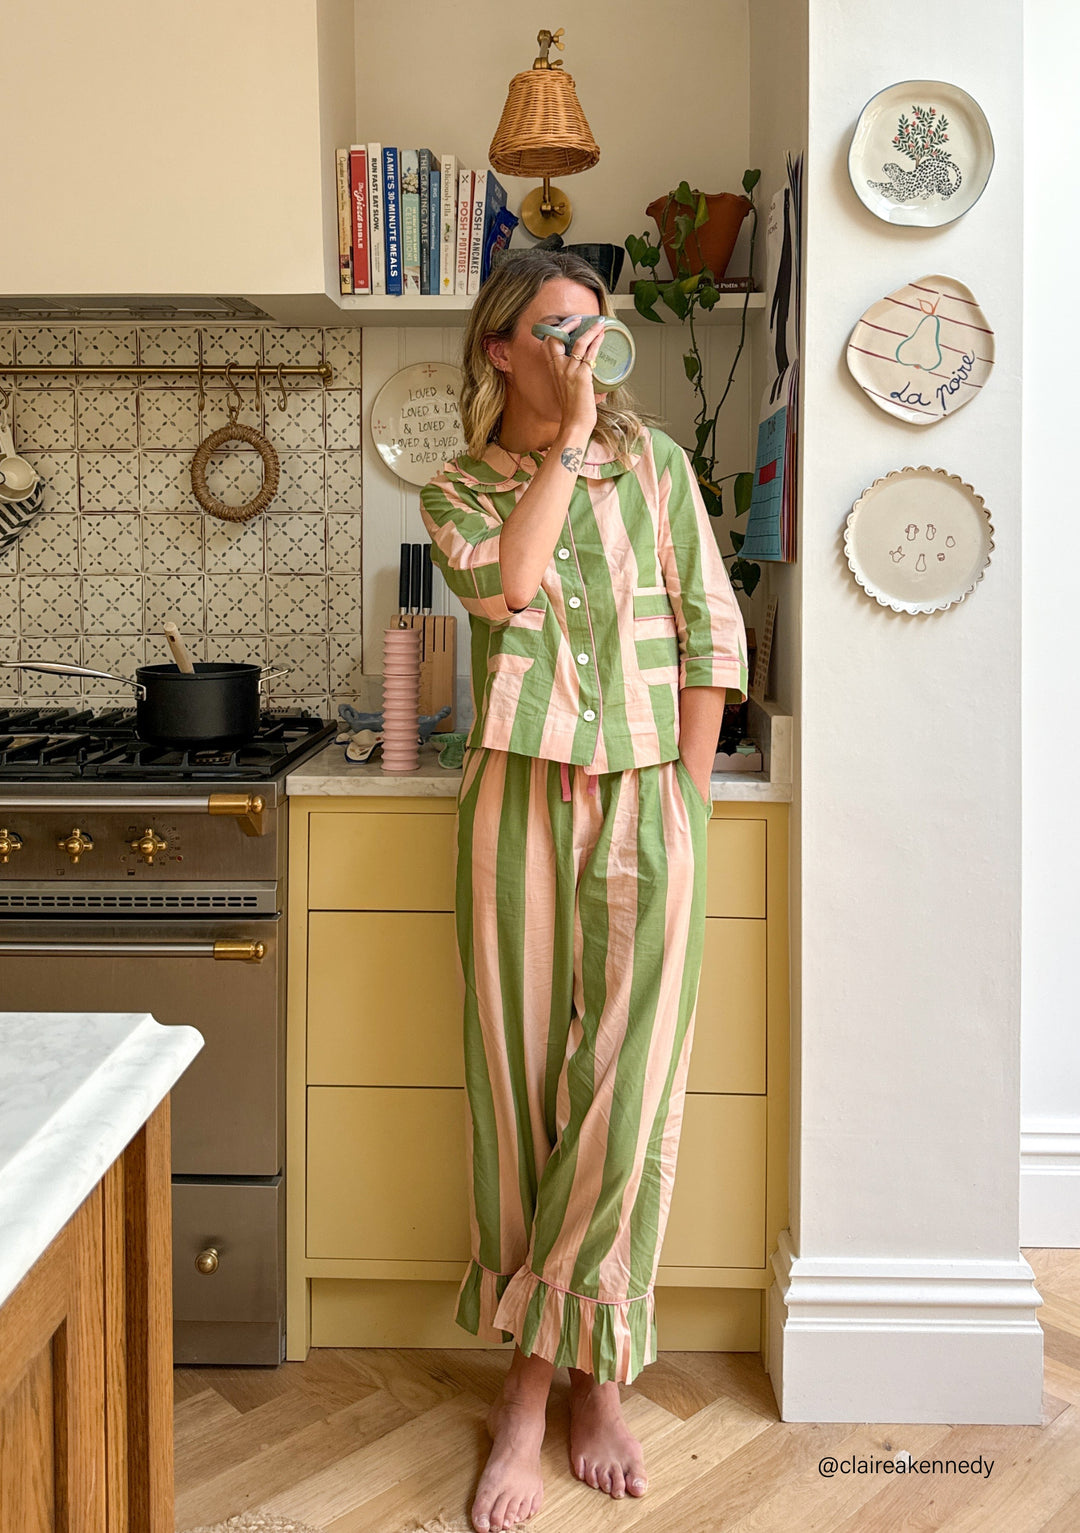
[531,315,636,390]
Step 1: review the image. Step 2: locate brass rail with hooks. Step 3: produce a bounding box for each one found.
[0,362,333,382]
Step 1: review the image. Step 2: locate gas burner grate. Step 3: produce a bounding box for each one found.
[0,707,335,781]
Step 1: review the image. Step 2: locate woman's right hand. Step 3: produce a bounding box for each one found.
[540,319,607,441]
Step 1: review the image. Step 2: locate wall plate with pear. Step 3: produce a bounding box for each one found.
[846,274,994,425]
[843,466,994,614]
[369,362,465,487]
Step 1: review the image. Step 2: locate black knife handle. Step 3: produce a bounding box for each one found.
[421,543,433,609]
[398,543,410,609]
[410,543,423,613]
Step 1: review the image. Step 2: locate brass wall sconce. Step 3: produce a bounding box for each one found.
[489,27,600,238]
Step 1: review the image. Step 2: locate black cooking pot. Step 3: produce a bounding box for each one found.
[2,659,290,748]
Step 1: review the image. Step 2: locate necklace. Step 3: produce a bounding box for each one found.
[492,431,526,472]
[492,431,551,471]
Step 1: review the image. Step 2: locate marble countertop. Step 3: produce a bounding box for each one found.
[286,736,792,802]
[0,1012,203,1308]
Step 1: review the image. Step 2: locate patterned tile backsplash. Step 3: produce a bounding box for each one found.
[0,322,364,718]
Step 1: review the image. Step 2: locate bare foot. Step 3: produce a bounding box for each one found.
[567,1369,648,1499]
[470,1379,549,1532]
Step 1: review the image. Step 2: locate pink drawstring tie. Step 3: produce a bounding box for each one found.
[559,761,599,801]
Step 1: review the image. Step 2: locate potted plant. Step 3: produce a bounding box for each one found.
[624,169,762,596]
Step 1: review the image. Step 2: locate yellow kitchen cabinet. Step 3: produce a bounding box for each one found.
[288,794,789,1363]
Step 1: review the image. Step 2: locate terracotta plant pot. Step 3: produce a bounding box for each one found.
[646,191,752,281]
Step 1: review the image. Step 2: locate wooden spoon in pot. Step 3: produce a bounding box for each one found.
[162,621,197,674]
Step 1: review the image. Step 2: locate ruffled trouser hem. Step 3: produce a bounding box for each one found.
[453,1258,658,1385]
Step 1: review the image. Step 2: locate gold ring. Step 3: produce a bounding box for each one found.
[583,357,597,370]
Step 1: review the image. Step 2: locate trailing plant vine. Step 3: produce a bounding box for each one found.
[625,168,762,596]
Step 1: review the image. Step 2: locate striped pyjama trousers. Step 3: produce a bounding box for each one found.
[451,744,713,1385]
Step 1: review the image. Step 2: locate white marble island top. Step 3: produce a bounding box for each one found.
[0,1012,203,1307]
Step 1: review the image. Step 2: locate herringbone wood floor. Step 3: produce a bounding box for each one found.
[174,1249,1080,1533]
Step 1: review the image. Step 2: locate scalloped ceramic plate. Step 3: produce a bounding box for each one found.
[848,80,994,226]
[847,274,994,425]
[370,362,465,487]
[844,466,994,613]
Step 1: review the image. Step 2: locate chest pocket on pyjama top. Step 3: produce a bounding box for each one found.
[633,586,680,683]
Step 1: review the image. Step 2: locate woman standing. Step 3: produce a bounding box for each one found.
[419,250,748,1533]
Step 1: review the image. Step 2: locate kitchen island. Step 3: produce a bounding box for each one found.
[0,1011,203,1533]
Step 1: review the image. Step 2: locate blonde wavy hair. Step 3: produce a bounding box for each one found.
[459,249,654,466]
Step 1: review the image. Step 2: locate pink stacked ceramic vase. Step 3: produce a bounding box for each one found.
[380,624,421,773]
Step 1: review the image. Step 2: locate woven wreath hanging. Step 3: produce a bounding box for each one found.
[191,394,280,523]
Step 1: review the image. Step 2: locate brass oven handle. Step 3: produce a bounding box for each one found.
[0,794,269,837]
[0,940,267,960]
[195,1247,220,1275]
[213,939,266,962]
[207,793,266,837]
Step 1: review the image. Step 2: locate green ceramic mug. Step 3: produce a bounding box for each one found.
[531,314,636,390]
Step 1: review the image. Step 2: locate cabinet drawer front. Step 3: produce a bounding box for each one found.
[308,912,463,1085]
[308,1088,765,1272]
[307,1087,470,1261]
[309,812,457,910]
[687,919,767,1093]
[705,818,766,918]
[172,1180,283,1322]
[661,1095,767,1268]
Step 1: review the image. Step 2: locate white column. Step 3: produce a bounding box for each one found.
[769,0,1041,1423]
[1019,1,1080,1247]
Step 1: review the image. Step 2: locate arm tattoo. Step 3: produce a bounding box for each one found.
[560,446,584,474]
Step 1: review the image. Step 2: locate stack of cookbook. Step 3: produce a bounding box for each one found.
[335,145,517,299]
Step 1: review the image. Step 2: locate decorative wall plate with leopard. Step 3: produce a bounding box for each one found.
[846,274,995,425]
[848,80,994,226]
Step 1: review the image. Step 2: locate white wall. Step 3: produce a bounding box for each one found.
[1020,0,1080,1245]
[770,0,1040,1422]
[798,0,1022,1259]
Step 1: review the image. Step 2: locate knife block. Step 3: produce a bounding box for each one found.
[394,615,457,731]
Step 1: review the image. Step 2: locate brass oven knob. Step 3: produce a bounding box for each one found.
[130,827,168,864]
[0,828,23,864]
[57,827,93,864]
[195,1247,220,1275]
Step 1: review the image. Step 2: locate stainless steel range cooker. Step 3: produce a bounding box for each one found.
[0,704,336,1364]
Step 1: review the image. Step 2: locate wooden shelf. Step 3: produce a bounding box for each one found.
[329,291,766,327]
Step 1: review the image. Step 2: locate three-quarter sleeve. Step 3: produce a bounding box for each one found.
[419,471,513,627]
[654,435,749,700]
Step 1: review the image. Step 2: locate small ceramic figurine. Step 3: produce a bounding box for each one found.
[335,702,454,762]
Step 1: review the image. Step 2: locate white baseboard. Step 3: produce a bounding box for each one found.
[1020,1117,1080,1247]
[766,1229,1044,1423]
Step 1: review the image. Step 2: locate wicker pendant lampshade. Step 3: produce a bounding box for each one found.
[489,27,600,237]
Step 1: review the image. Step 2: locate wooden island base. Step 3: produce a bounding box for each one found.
[0,1099,174,1533]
